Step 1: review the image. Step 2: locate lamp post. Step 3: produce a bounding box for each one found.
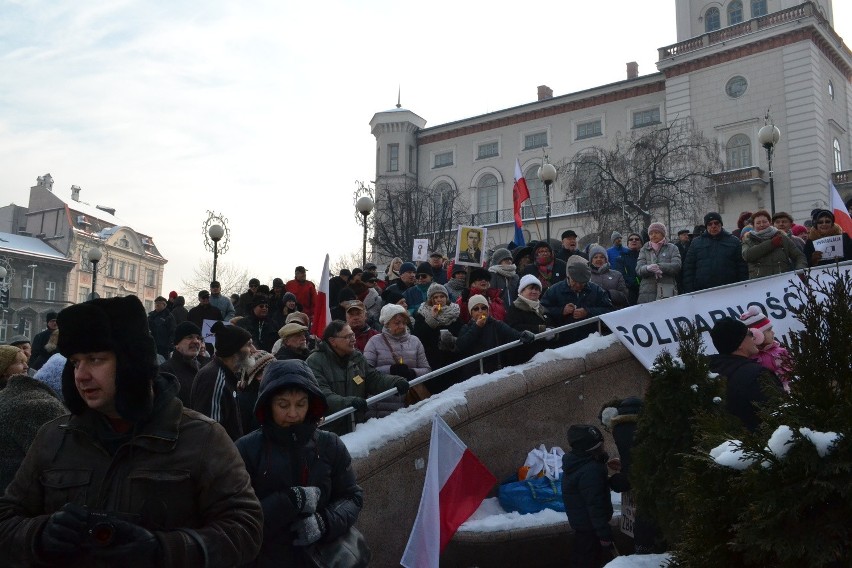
[208,224,225,282]
[758,114,781,214]
[538,160,558,244]
[202,211,230,284]
[356,196,374,268]
[87,247,102,300]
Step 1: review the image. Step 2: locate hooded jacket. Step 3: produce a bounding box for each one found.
[235,361,363,567]
[561,450,613,540]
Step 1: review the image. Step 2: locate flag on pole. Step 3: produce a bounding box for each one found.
[829,179,852,238]
[311,254,332,336]
[512,160,530,247]
[400,415,496,568]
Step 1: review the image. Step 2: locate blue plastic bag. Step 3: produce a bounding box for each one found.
[497,473,565,514]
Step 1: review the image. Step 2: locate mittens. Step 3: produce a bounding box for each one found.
[345,397,368,413]
[389,363,416,379]
[292,513,326,547]
[393,378,411,396]
[288,486,321,514]
[520,330,536,344]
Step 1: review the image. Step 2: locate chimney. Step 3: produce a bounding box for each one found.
[71,185,81,201]
[96,205,117,216]
[627,61,639,80]
[537,85,553,101]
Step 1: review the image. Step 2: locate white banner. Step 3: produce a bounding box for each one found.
[598,265,851,369]
[412,239,429,262]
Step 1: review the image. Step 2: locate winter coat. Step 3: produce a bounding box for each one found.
[285,279,317,316]
[159,351,201,407]
[236,314,279,353]
[171,305,188,325]
[0,374,263,567]
[503,298,553,366]
[350,324,380,353]
[742,230,806,278]
[489,271,520,307]
[190,357,245,440]
[235,366,363,567]
[522,258,567,291]
[606,245,628,267]
[209,293,236,321]
[411,304,463,393]
[456,287,506,323]
[708,354,783,432]
[0,375,67,493]
[148,309,177,358]
[682,229,748,292]
[541,280,614,326]
[636,242,681,304]
[561,451,613,540]
[753,341,791,391]
[802,224,852,266]
[29,327,55,371]
[363,329,430,377]
[589,264,629,308]
[456,317,523,374]
[187,303,223,329]
[403,283,430,315]
[306,342,402,434]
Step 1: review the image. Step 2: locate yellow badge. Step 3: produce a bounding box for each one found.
[352,375,364,385]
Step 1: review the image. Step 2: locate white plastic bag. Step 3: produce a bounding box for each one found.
[523,444,565,480]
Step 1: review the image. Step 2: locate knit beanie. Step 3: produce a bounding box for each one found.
[211,320,252,358]
[468,294,489,313]
[611,231,622,243]
[244,351,276,385]
[709,317,749,355]
[45,311,59,323]
[282,292,297,304]
[0,345,21,376]
[173,321,202,345]
[379,303,408,325]
[56,295,158,421]
[427,283,449,301]
[34,353,66,400]
[704,212,723,226]
[588,244,608,261]
[647,222,667,237]
[568,424,604,453]
[490,248,513,266]
[416,262,433,277]
[739,306,772,345]
[518,274,542,292]
[399,262,417,274]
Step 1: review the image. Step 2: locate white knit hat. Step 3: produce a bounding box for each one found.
[467,294,489,313]
[518,274,542,292]
[379,303,408,325]
[738,305,772,345]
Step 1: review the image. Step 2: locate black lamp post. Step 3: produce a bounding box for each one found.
[87,247,102,300]
[758,116,781,214]
[538,161,557,244]
[208,224,225,283]
[356,196,374,268]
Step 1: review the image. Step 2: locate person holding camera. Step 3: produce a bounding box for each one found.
[0,295,263,567]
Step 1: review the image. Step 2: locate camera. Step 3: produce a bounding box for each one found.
[85,510,141,548]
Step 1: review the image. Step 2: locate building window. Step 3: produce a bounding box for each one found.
[828,80,835,100]
[23,319,31,339]
[128,265,136,283]
[728,1,743,25]
[80,255,91,270]
[573,159,598,211]
[434,151,454,169]
[146,269,156,287]
[118,261,126,280]
[145,299,153,312]
[632,108,661,128]
[524,132,548,150]
[523,166,547,218]
[725,76,748,98]
[477,174,498,215]
[23,278,33,300]
[0,318,6,343]
[477,142,499,160]
[118,236,130,249]
[408,145,416,173]
[576,120,602,140]
[387,144,399,172]
[726,134,752,169]
[106,259,115,277]
[46,281,56,301]
[79,287,90,303]
[705,7,721,32]
[834,139,843,172]
[751,0,767,17]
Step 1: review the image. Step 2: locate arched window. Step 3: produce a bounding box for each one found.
[728,1,743,25]
[828,80,835,100]
[524,166,547,207]
[726,134,752,169]
[705,7,721,32]
[834,139,843,173]
[433,181,453,210]
[477,174,498,215]
[751,0,767,17]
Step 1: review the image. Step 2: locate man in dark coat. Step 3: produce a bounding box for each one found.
[147,296,176,359]
[328,269,351,307]
[382,262,416,306]
[274,323,310,361]
[682,212,748,292]
[708,317,783,431]
[170,296,189,325]
[0,295,263,567]
[541,263,613,342]
[236,278,260,317]
[236,294,278,353]
[29,311,58,371]
[159,321,206,406]
[556,230,588,262]
[613,233,642,305]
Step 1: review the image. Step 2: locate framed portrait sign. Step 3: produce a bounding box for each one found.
[454,225,486,267]
[412,239,429,262]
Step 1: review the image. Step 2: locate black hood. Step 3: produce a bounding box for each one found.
[253,359,327,425]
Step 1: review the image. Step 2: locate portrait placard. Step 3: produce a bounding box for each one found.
[412,239,429,262]
[454,225,486,267]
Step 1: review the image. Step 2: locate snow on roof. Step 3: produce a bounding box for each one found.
[342,333,619,459]
[0,231,68,261]
[59,195,126,227]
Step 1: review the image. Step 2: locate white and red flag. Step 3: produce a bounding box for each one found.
[829,179,852,238]
[311,254,332,336]
[400,415,496,568]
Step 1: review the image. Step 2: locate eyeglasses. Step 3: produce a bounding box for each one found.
[416,274,430,279]
[628,237,641,242]
[470,306,488,312]
[333,333,356,340]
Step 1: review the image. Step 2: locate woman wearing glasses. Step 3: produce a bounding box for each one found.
[456,295,535,377]
[803,209,852,266]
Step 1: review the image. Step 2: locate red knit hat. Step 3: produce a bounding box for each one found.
[739,306,772,345]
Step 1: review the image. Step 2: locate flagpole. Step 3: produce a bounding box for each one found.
[526,200,544,241]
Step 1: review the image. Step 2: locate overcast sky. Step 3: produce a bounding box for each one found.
[1,1,849,294]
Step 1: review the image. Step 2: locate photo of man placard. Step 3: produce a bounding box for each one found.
[454,225,486,267]
[412,239,429,262]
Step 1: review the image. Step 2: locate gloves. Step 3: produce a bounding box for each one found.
[393,378,411,396]
[519,330,536,344]
[88,519,161,566]
[39,503,87,559]
[771,234,783,248]
[292,513,326,546]
[646,263,662,275]
[288,486,321,515]
[390,363,416,380]
[345,396,368,413]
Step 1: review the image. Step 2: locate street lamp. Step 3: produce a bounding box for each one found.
[538,160,558,244]
[87,247,102,300]
[758,114,781,214]
[202,211,230,284]
[356,196,374,268]
[208,224,225,282]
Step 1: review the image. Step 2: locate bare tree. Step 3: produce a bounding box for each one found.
[180,260,250,300]
[356,180,470,261]
[559,117,722,240]
[331,248,363,275]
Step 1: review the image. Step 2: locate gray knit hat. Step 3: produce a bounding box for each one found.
[588,245,608,261]
[490,248,513,266]
[427,283,449,301]
[611,231,622,243]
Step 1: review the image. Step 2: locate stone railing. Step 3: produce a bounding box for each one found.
[710,166,765,186]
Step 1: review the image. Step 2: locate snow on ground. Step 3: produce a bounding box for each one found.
[604,554,671,568]
[342,333,619,458]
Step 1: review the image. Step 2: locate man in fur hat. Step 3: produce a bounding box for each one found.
[0,295,263,567]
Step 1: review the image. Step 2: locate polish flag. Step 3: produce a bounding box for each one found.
[830,179,852,238]
[400,415,496,568]
[311,254,332,336]
[512,159,530,247]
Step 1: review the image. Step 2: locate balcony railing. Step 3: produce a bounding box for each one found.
[832,170,852,190]
[470,198,589,227]
[709,166,765,187]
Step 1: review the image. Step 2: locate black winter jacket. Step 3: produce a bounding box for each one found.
[456,317,522,374]
[236,315,279,353]
[708,354,782,432]
[562,451,613,540]
[682,230,748,292]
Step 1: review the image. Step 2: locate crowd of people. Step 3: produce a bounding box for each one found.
[0,206,848,565]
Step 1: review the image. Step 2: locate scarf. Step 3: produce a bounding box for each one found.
[417,301,461,328]
[513,294,543,315]
[536,261,553,283]
[446,278,467,296]
[649,238,667,253]
[488,264,517,278]
[750,226,778,241]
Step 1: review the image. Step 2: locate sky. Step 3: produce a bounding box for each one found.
[1,0,849,295]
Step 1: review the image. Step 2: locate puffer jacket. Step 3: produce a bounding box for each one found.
[682,229,748,292]
[636,242,681,304]
[541,280,614,325]
[589,264,629,308]
[236,362,363,567]
[561,451,613,541]
[0,374,263,567]
[363,329,430,377]
[742,229,806,278]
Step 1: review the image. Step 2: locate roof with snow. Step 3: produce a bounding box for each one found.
[0,231,70,262]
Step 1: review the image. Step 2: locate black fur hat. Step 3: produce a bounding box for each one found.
[57,295,158,421]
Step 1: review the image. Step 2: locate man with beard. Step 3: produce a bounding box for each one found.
[190,321,253,440]
[159,321,207,406]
